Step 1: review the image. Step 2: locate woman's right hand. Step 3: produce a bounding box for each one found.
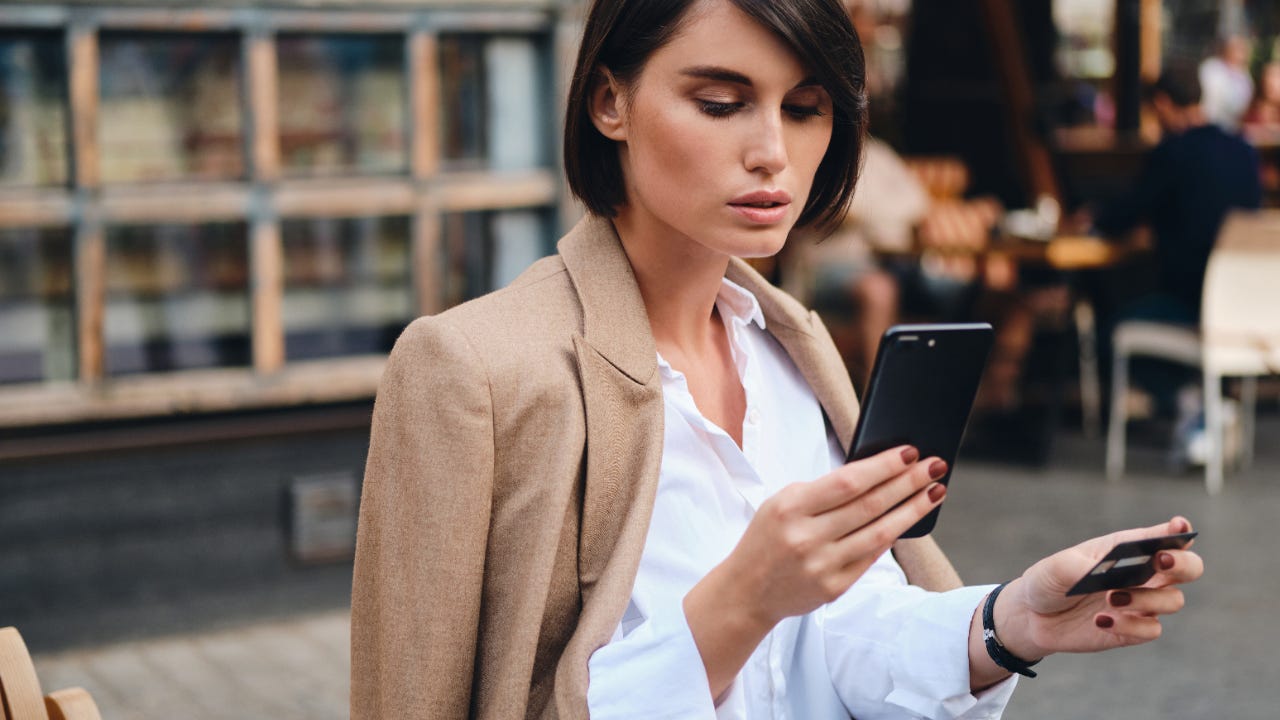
[683,445,948,698]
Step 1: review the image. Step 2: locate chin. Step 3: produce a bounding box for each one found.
[728,231,789,259]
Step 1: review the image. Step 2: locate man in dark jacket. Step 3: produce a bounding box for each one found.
[1096,63,1263,323]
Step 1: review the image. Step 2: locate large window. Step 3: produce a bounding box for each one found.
[0,5,565,428]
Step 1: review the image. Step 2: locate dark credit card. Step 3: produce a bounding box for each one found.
[1065,531,1198,597]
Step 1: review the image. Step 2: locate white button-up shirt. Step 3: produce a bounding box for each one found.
[587,278,1016,719]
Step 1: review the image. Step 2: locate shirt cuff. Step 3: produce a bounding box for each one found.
[586,601,719,719]
[884,584,1019,719]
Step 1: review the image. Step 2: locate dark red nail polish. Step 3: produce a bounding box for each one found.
[901,446,919,464]
[1095,615,1114,629]
[927,483,946,502]
[1109,591,1132,607]
[1158,552,1175,570]
[928,460,948,480]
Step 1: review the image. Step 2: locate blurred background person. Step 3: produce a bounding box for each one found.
[1199,34,1255,132]
[1242,60,1280,141]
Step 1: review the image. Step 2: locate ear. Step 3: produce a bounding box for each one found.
[588,67,628,142]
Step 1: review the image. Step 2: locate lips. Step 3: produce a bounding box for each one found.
[728,189,792,225]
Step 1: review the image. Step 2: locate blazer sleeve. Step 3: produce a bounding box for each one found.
[350,316,496,719]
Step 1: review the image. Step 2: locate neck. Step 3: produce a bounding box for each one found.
[611,207,731,355]
[1167,107,1208,134]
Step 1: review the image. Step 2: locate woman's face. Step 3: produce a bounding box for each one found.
[596,0,836,259]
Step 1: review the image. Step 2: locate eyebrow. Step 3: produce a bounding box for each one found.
[679,65,821,90]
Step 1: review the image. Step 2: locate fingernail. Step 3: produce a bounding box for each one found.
[1095,615,1114,629]
[1109,591,1132,607]
[1174,518,1191,533]
[901,446,919,464]
[1157,552,1175,571]
[927,482,946,502]
[928,460,948,480]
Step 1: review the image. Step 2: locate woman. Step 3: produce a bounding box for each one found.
[350,1,1203,718]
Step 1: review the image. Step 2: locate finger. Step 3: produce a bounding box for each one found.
[830,480,946,567]
[1094,612,1163,643]
[814,457,946,540]
[801,445,920,515]
[1145,549,1204,588]
[1106,587,1185,616]
[1079,516,1195,558]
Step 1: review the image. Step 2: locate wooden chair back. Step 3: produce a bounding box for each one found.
[0,628,101,720]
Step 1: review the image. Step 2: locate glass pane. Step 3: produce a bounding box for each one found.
[278,34,407,176]
[99,32,244,183]
[441,208,554,308]
[439,34,548,170]
[0,31,69,187]
[282,215,412,360]
[0,228,74,384]
[105,223,250,375]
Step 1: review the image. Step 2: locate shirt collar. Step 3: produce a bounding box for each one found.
[654,277,767,378]
[716,276,767,331]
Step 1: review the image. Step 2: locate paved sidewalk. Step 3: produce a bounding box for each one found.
[25,415,1280,719]
[32,609,350,720]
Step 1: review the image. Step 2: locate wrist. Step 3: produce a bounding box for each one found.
[991,577,1050,662]
[705,558,777,638]
[683,560,777,700]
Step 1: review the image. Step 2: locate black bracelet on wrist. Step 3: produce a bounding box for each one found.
[982,582,1041,678]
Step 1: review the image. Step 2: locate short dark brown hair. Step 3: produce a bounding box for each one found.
[563,0,867,234]
[1145,61,1202,108]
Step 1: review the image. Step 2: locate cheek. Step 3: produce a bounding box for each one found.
[790,123,834,193]
[628,107,721,200]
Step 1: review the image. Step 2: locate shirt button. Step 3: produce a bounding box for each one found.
[747,408,760,425]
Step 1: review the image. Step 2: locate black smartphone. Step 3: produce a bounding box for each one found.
[848,323,994,538]
[1065,531,1199,596]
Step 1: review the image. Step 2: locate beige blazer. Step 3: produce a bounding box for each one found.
[350,215,962,719]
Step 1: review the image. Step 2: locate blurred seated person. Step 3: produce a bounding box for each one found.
[1243,61,1280,140]
[1092,63,1262,414]
[1199,35,1254,132]
[1243,61,1280,199]
[783,139,1058,410]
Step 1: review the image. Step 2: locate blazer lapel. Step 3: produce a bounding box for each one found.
[553,216,666,719]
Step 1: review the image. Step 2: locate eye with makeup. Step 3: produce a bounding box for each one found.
[784,87,831,120]
[696,99,744,118]
[695,99,828,120]
[783,104,826,120]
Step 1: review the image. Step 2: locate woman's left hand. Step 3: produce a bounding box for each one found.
[987,516,1204,663]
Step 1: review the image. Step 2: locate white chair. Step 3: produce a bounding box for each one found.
[1106,210,1280,494]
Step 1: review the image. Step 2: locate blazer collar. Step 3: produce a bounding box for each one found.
[558,215,658,385]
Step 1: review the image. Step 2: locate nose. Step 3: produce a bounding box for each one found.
[743,112,788,176]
